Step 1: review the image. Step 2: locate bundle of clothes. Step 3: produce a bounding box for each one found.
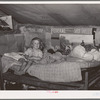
[71,43,100,61]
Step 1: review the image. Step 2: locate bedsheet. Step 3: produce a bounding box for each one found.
[1,55,100,82]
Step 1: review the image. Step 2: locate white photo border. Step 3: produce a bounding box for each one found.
[0,1,100,99]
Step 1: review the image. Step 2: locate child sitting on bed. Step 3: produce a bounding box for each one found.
[14,37,44,75]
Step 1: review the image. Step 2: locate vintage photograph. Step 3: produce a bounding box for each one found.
[1,4,100,90]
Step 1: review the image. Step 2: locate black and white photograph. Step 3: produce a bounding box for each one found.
[1,3,100,92]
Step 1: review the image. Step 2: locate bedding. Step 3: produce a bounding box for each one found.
[1,52,65,73]
[71,45,100,61]
[27,61,82,82]
[1,56,22,73]
[27,56,100,82]
[1,53,100,82]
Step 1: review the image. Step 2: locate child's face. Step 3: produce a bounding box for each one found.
[32,40,40,49]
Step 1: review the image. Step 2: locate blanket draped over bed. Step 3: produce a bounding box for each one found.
[27,61,82,82]
[1,54,100,82]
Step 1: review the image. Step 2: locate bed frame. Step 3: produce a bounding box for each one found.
[0,58,100,90]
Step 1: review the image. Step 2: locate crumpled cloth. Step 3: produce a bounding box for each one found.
[1,56,22,73]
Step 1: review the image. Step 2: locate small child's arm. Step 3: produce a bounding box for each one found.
[28,55,42,61]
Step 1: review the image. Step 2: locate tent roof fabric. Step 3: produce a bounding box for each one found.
[0,4,100,26]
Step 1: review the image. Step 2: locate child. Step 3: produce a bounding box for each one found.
[14,37,44,75]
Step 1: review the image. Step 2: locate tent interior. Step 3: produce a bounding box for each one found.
[1,4,100,90]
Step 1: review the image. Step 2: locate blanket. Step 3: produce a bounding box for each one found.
[27,56,100,82]
[1,56,21,73]
[27,61,82,82]
[1,53,83,82]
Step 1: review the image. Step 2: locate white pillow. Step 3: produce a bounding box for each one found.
[83,53,93,61]
[88,49,100,61]
[71,45,86,58]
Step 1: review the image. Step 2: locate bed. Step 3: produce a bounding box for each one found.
[1,54,100,90]
[0,32,100,90]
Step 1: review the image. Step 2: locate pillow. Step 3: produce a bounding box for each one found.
[82,53,93,61]
[71,45,86,58]
[71,45,94,61]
